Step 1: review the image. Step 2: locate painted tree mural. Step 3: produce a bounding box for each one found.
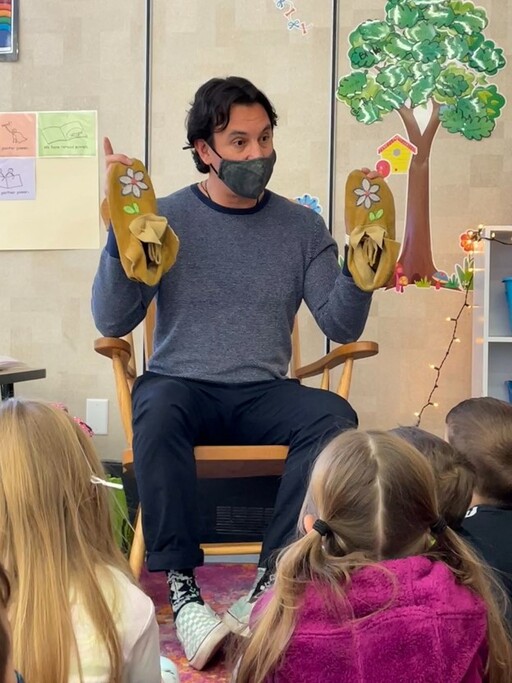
[337,0,506,283]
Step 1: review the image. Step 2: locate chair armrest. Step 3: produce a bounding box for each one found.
[94,337,135,445]
[94,337,135,380]
[295,341,378,380]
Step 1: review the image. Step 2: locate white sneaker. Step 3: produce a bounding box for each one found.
[224,567,273,637]
[223,593,253,637]
[175,601,230,670]
[160,656,180,682]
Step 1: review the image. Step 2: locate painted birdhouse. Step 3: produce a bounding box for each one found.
[377,135,417,174]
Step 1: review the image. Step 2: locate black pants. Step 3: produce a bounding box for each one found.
[132,373,357,571]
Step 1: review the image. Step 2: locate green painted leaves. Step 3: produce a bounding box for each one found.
[382,33,415,59]
[359,20,391,42]
[354,100,381,124]
[369,209,384,222]
[439,81,505,139]
[386,4,420,30]
[441,34,470,60]
[337,72,368,100]
[423,4,455,28]
[410,77,436,106]
[337,0,506,140]
[469,40,506,75]
[374,88,408,112]
[440,104,494,139]
[349,47,378,69]
[405,20,438,42]
[474,85,506,119]
[436,65,474,102]
[123,203,140,215]
[411,39,441,63]
[376,64,409,89]
[450,2,488,34]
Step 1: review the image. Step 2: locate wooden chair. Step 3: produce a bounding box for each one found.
[94,301,378,578]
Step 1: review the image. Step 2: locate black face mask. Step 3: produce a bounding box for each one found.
[210,149,277,199]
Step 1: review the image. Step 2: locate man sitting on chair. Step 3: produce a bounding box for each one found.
[92,76,373,670]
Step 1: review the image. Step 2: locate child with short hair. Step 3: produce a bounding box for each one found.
[446,396,512,607]
[391,425,475,529]
[235,430,512,683]
[0,398,178,683]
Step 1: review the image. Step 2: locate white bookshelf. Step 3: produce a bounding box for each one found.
[472,226,512,401]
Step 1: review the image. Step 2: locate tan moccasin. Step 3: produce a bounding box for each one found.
[104,160,179,286]
[344,170,400,291]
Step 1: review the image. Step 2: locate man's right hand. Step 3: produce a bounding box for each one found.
[102,137,134,228]
[103,136,133,195]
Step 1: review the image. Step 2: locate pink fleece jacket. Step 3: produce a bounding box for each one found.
[254,556,488,683]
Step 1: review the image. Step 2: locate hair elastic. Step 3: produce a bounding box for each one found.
[52,404,123,491]
[89,475,123,490]
[313,519,331,537]
[430,517,448,535]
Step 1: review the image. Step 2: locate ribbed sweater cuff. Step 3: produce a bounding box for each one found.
[105,228,120,258]
[342,244,352,277]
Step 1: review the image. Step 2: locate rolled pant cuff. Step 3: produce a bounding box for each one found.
[146,547,205,572]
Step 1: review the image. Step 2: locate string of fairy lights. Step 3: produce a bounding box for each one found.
[414,226,512,427]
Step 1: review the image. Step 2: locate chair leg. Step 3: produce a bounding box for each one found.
[129,506,146,580]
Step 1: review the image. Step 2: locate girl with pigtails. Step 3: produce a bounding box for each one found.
[235,430,512,683]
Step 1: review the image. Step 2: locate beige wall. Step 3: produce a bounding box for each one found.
[1,0,510,460]
[1,0,146,460]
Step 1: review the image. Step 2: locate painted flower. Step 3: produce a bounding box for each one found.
[459,231,476,252]
[354,178,380,209]
[295,193,323,214]
[119,168,149,198]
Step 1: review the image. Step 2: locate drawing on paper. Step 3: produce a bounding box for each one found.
[38,112,97,158]
[1,121,27,144]
[0,167,22,189]
[41,121,87,145]
[0,158,36,201]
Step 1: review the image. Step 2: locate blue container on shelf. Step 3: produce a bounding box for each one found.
[504,277,512,333]
[507,381,512,404]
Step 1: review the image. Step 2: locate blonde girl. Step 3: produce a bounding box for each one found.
[0,399,167,683]
[235,430,512,683]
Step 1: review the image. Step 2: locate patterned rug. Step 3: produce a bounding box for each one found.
[141,563,258,682]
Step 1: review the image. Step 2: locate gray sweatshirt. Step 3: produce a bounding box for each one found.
[92,185,372,383]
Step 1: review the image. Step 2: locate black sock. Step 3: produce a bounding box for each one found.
[249,566,275,603]
[167,568,204,617]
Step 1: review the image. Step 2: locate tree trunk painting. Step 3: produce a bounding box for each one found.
[397,101,441,283]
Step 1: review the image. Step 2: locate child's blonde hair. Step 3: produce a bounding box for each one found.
[0,563,11,683]
[446,397,512,505]
[391,426,475,528]
[235,430,512,683]
[0,399,134,683]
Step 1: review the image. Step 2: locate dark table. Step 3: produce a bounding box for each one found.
[0,365,46,400]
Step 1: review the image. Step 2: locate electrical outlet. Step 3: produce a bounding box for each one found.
[85,398,109,435]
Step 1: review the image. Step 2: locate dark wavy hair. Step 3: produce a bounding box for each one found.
[185,76,278,173]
